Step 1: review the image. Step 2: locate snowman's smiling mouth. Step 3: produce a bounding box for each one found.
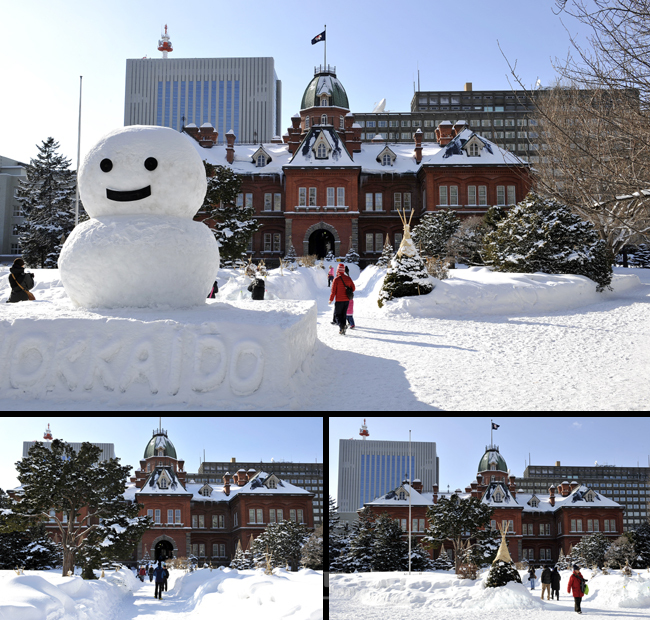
[106,186,151,202]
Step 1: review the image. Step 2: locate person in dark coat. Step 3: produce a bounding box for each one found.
[162,562,169,591]
[328,263,355,335]
[153,561,166,599]
[7,257,35,303]
[247,277,265,300]
[541,566,552,600]
[148,564,154,582]
[567,564,587,614]
[550,566,561,600]
[527,565,537,590]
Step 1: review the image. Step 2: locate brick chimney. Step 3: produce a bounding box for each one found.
[432,483,438,504]
[549,484,556,507]
[223,472,231,496]
[225,130,236,164]
[184,123,218,148]
[509,474,517,498]
[287,114,303,155]
[411,478,423,493]
[452,120,468,138]
[414,128,423,164]
[271,135,283,144]
[344,112,361,155]
[237,468,247,485]
[435,121,453,146]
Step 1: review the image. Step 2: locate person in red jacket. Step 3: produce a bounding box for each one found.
[567,564,587,614]
[328,263,355,335]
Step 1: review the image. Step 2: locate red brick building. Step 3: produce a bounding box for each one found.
[126,427,314,564]
[364,444,624,566]
[186,64,532,267]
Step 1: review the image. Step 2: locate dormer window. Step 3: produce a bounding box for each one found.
[468,142,480,156]
[321,96,328,106]
[530,497,539,508]
[317,143,327,158]
[267,479,277,489]
[312,131,332,159]
[264,474,280,490]
[493,487,504,502]
[377,145,397,167]
[257,154,266,167]
[159,477,168,489]
[158,447,164,456]
[584,490,595,502]
[382,153,392,166]
[463,135,484,157]
[252,147,272,168]
[157,469,172,490]
[199,484,213,497]
[399,490,406,500]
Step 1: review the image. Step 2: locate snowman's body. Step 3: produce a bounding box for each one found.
[59,126,219,308]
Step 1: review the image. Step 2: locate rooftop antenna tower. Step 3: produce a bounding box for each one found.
[43,423,53,442]
[158,24,173,58]
[359,419,369,440]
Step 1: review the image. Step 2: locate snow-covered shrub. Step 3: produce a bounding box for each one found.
[412,209,461,258]
[378,251,434,307]
[485,559,523,587]
[483,191,613,291]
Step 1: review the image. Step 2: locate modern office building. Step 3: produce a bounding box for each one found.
[337,421,439,525]
[0,155,27,263]
[124,56,282,144]
[515,461,650,532]
[189,458,323,526]
[353,83,540,163]
[22,423,115,461]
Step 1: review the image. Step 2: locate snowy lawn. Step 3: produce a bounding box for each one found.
[1,262,649,410]
[0,566,323,620]
[330,568,650,620]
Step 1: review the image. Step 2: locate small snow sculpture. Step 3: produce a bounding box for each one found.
[59,126,219,308]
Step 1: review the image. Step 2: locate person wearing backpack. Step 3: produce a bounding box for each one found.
[7,257,35,303]
[328,263,355,335]
[567,564,587,614]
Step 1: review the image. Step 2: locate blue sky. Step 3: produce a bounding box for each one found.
[0,416,323,493]
[1,0,592,166]
[329,417,650,506]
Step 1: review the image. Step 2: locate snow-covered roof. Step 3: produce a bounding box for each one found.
[136,466,191,497]
[186,127,528,178]
[366,483,432,507]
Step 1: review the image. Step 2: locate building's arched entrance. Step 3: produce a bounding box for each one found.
[155,540,174,561]
[308,229,336,258]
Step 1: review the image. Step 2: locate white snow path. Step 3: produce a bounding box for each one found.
[113,574,187,620]
[304,275,650,411]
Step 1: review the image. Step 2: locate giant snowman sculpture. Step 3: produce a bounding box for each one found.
[59,126,219,308]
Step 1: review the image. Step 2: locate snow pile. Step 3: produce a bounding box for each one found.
[0,568,138,620]
[170,567,323,619]
[331,570,543,611]
[358,265,641,317]
[586,571,650,608]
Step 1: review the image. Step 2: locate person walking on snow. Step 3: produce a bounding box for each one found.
[153,561,166,599]
[528,565,537,590]
[329,263,355,335]
[541,565,552,600]
[551,565,561,600]
[346,298,356,329]
[327,265,334,287]
[139,566,146,582]
[567,564,587,614]
[163,562,169,592]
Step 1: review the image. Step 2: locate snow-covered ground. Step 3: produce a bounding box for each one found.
[1,262,649,410]
[0,566,323,620]
[330,568,650,620]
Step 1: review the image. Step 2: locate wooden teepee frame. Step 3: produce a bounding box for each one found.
[396,205,416,258]
[493,521,513,564]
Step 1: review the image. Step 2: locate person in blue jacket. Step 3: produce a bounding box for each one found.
[153,561,166,599]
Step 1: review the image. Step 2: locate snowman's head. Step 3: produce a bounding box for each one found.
[79,126,207,218]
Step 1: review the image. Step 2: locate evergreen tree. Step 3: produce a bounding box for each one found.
[328,496,344,570]
[556,548,570,570]
[483,205,508,229]
[344,246,360,265]
[483,191,613,291]
[0,439,149,577]
[446,216,487,266]
[285,244,297,264]
[372,512,408,571]
[250,519,309,571]
[411,210,461,258]
[329,521,351,573]
[422,493,495,574]
[571,533,611,568]
[230,541,254,569]
[301,525,323,569]
[630,522,650,568]
[17,137,86,268]
[0,522,62,570]
[406,535,435,571]
[431,545,454,571]
[465,526,500,568]
[604,535,637,569]
[324,249,335,262]
[377,249,434,308]
[337,506,375,573]
[202,162,260,266]
[376,235,394,267]
[630,244,650,268]
[485,559,523,587]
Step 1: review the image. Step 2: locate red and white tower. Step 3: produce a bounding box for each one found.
[158,24,173,58]
[359,418,369,440]
[43,423,53,441]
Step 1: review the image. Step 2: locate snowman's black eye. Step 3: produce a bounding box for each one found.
[100,158,113,172]
[144,157,158,171]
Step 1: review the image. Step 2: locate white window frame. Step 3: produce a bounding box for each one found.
[394,192,401,210]
[316,143,327,158]
[365,193,373,211]
[497,186,506,206]
[274,193,282,211]
[478,185,487,206]
[439,186,448,206]
[450,186,458,206]
[375,193,383,210]
[507,185,516,205]
[327,187,335,206]
[337,187,345,206]
[299,187,306,206]
[467,185,476,205]
[309,188,317,206]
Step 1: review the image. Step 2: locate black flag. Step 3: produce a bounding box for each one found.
[311,30,326,45]
[492,422,500,430]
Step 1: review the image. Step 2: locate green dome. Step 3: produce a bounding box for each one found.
[300,69,349,110]
[144,431,177,459]
[478,447,508,473]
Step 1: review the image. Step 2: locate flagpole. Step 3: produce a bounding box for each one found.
[409,429,412,575]
[75,75,82,227]
[491,419,493,447]
[324,24,327,68]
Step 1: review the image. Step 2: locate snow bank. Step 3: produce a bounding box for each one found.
[331,570,544,610]
[0,291,316,409]
[585,571,650,608]
[359,265,642,317]
[0,568,138,620]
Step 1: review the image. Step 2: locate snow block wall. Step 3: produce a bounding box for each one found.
[0,300,316,406]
